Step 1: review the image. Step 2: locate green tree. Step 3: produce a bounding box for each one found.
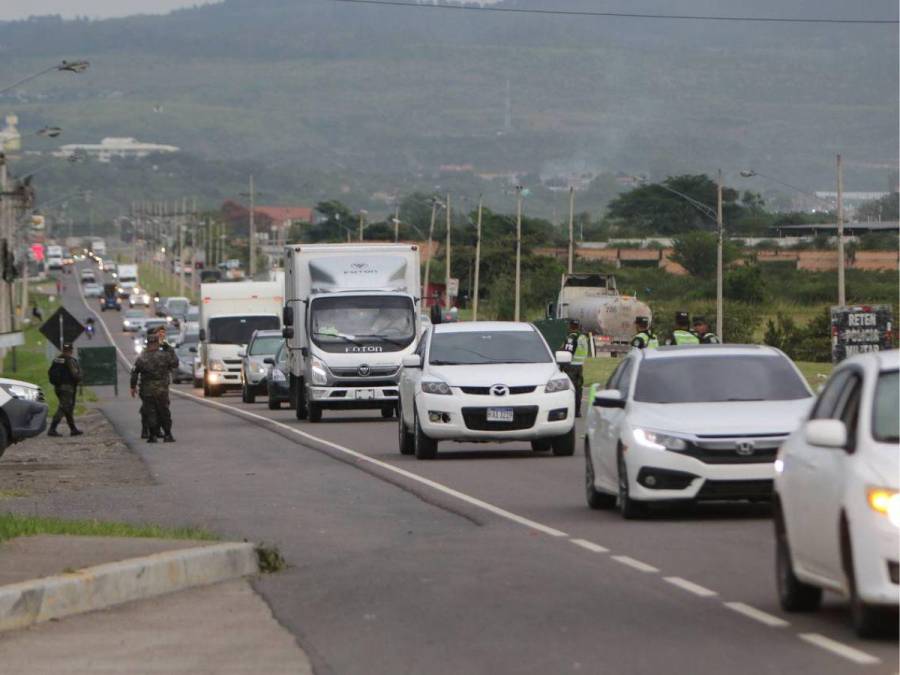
[856,192,899,222]
[670,231,738,279]
[725,263,766,304]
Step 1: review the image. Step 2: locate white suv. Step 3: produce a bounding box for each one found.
[774,350,899,638]
[397,322,576,460]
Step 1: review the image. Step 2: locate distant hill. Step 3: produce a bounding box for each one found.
[0,0,897,213]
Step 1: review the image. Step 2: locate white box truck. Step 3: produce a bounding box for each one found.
[283,243,420,422]
[46,244,63,271]
[117,264,139,297]
[199,281,282,397]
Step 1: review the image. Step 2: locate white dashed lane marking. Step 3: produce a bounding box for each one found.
[798,633,881,666]
[570,539,609,554]
[611,555,659,573]
[724,602,790,628]
[663,577,718,598]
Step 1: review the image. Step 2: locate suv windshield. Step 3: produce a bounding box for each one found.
[208,316,280,344]
[249,336,283,355]
[634,355,811,404]
[310,296,415,353]
[429,330,551,365]
[873,370,899,443]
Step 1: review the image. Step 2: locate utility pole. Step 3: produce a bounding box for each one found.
[178,198,186,297]
[716,169,724,340]
[445,193,451,309]
[423,199,438,308]
[0,156,9,338]
[472,195,483,321]
[358,210,366,242]
[248,174,256,279]
[836,154,846,306]
[393,203,401,243]
[567,186,575,274]
[514,185,523,322]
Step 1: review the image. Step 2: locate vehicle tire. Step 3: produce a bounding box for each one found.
[530,439,552,452]
[242,385,256,404]
[585,442,616,510]
[397,402,415,455]
[413,406,437,460]
[0,422,9,459]
[775,510,823,612]
[308,402,322,423]
[193,377,202,389]
[617,451,646,519]
[842,518,892,637]
[267,394,281,410]
[551,427,576,457]
[294,377,308,420]
[381,405,395,419]
[203,379,210,397]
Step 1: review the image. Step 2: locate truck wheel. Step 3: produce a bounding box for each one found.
[294,379,308,420]
[551,428,576,456]
[414,406,437,460]
[308,402,322,423]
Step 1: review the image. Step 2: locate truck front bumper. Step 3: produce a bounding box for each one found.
[308,385,399,409]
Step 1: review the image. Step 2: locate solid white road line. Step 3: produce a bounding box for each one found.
[611,556,659,573]
[570,539,609,554]
[798,633,881,666]
[663,577,718,598]
[723,602,790,628]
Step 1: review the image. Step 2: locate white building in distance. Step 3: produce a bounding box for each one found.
[56,137,179,162]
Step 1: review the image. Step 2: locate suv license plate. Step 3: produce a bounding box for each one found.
[486,407,514,423]
[356,389,376,400]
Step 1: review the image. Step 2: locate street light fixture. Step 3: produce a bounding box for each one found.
[0,60,90,97]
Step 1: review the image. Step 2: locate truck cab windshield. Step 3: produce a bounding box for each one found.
[310,296,415,353]
[207,316,280,344]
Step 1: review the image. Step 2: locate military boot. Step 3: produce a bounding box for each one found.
[140,426,149,440]
[147,435,158,444]
[47,426,61,437]
[163,430,176,443]
[70,429,83,437]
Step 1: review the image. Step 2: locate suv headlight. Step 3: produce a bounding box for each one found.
[421,380,452,395]
[633,428,688,451]
[867,488,900,527]
[4,383,41,402]
[270,367,286,383]
[310,357,329,385]
[545,376,571,393]
[208,359,226,372]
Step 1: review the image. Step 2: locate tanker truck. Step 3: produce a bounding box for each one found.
[548,273,651,356]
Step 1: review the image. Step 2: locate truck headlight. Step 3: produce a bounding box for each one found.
[4,384,41,401]
[310,358,328,385]
[633,428,688,451]
[421,380,452,396]
[867,488,900,527]
[545,376,571,393]
[208,359,226,372]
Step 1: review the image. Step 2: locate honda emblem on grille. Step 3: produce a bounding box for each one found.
[357,364,370,377]
[735,441,756,456]
[490,384,509,397]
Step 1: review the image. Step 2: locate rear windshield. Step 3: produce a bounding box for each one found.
[634,355,811,404]
[429,330,551,365]
[208,316,279,344]
[249,336,283,355]
[872,370,899,443]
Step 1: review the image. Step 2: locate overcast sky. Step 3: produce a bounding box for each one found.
[0,1,221,21]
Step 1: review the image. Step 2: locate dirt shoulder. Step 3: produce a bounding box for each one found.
[0,409,153,499]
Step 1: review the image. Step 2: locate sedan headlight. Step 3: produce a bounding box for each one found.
[633,428,688,451]
[310,357,328,385]
[545,376,571,393]
[208,359,226,372]
[867,488,900,527]
[421,380,452,396]
[4,384,41,401]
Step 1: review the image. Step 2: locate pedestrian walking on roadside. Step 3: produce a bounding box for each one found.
[47,343,83,437]
[130,330,178,443]
[665,311,701,346]
[630,316,659,350]
[561,318,589,417]
[692,316,721,344]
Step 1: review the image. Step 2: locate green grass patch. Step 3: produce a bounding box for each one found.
[138,263,197,302]
[0,512,218,543]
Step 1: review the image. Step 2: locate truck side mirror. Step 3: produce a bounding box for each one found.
[198,328,206,341]
[282,326,294,339]
[283,306,293,325]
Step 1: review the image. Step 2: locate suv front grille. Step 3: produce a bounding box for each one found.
[461,406,538,431]
[459,386,537,396]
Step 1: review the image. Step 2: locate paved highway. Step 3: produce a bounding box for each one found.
[48,269,896,674]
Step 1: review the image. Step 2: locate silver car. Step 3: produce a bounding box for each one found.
[240,329,284,404]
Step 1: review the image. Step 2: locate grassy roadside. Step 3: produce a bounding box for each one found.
[138,263,197,303]
[0,512,217,543]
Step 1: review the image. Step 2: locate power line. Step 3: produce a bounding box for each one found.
[328,0,898,25]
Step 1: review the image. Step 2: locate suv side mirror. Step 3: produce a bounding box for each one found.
[282,326,294,339]
[198,328,206,341]
[237,350,246,358]
[804,419,847,449]
[592,389,626,409]
[555,351,573,364]
[283,305,293,326]
[402,354,422,369]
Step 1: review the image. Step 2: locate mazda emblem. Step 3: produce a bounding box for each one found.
[490,384,509,397]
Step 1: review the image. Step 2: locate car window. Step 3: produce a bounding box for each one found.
[606,360,626,389]
[810,370,852,420]
[872,370,899,443]
[613,358,635,396]
[834,375,862,453]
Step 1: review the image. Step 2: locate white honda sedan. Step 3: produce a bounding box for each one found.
[397,322,576,460]
[585,345,814,518]
[774,350,898,638]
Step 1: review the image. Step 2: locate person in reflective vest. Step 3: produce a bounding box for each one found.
[562,319,589,417]
[630,316,659,350]
[665,311,701,346]
[692,316,720,344]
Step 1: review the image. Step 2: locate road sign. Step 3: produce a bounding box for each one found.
[831,304,894,363]
[39,307,84,351]
[79,346,118,396]
[447,278,459,298]
[0,332,24,348]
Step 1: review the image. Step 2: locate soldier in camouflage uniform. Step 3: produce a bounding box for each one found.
[47,343,83,437]
[130,331,179,443]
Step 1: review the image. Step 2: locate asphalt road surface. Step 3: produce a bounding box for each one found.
[42,267,897,675]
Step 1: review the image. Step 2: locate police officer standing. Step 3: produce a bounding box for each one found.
[665,311,701,346]
[630,316,659,350]
[561,319,589,417]
[691,316,720,344]
[47,343,83,437]
[130,330,179,443]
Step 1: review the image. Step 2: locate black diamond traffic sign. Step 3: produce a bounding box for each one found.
[40,306,84,351]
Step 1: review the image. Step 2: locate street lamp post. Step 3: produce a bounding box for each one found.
[567,186,575,274]
[716,170,724,340]
[422,198,442,309]
[514,185,523,322]
[445,193,451,310]
[472,196,483,321]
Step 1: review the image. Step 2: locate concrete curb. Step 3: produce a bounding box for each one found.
[0,542,258,632]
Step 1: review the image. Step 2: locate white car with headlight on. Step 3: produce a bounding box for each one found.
[397,322,576,460]
[0,377,48,456]
[584,345,813,518]
[774,350,898,638]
